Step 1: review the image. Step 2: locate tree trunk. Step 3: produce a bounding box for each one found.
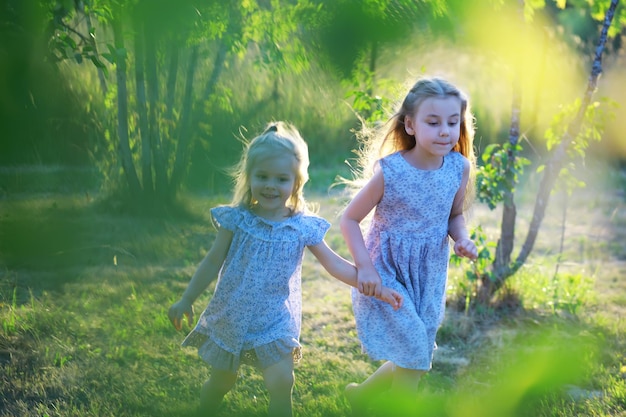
[169,40,228,196]
[112,14,141,196]
[515,0,617,270]
[491,82,521,286]
[203,40,228,98]
[165,39,179,122]
[169,45,200,196]
[489,2,524,294]
[162,39,179,160]
[144,26,167,198]
[134,18,153,195]
[487,0,619,300]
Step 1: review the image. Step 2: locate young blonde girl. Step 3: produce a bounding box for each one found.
[168,122,402,417]
[340,77,478,414]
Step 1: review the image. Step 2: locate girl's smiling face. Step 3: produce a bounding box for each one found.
[249,152,297,219]
[405,96,462,159]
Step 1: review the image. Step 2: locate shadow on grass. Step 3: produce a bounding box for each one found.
[0,192,222,303]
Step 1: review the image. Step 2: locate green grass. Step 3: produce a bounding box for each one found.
[1,167,625,417]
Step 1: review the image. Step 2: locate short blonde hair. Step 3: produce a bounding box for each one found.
[230,121,310,213]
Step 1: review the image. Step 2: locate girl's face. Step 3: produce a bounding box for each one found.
[405,96,462,159]
[249,152,297,217]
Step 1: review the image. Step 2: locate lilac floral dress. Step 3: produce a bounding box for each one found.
[182,205,329,371]
[352,151,466,370]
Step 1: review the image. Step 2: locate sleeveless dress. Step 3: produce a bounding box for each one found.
[352,151,466,370]
[182,205,330,372]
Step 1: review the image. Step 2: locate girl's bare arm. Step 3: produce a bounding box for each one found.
[308,239,402,310]
[339,169,385,297]
[168,227,233,330]
[448,158,477,260]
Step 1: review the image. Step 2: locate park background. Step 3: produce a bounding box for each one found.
[1,0,625,416]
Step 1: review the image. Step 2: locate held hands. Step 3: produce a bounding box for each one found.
[168,298,194,331]
[357,267,383,297]
[377,287,403,310]
[453,237,478,261]
[357,266,403,310]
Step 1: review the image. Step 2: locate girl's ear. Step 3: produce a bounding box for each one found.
[404,115,415,136]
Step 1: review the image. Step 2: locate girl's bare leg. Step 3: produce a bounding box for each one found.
[263,357,295,417]
[387,366,424,415]
[198,368,238,416]
[345,361,394,415]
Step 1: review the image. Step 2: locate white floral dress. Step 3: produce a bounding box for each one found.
[352,151,465,370]
[182,205,329,371]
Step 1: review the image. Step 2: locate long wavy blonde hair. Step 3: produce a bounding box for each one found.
[347,77,476,205]
[230,121,310,214]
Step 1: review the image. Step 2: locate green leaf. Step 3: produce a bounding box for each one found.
[90,56,108,77]
[102,53,115,64]
[62,34,77,50]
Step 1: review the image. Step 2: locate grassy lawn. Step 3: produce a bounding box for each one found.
[0,165,625,417]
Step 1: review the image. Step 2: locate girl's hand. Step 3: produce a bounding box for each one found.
[377,287,403,310]
[454,238,478,261]
[168,298,194,331]
[357,267,383,297]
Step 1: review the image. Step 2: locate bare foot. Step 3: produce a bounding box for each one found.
[345,382,369,417]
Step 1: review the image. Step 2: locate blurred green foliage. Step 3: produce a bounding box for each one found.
[0,0,624,199]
